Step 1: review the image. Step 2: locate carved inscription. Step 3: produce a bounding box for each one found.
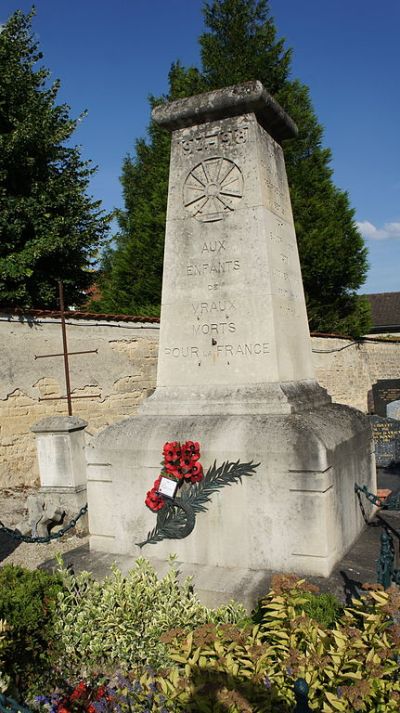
[192,300,236,314]
[262,143,287,218]
[187,260,240,276]
[164,342,270,358]
[372,380,400,417]
[193,322,236,336]
[168,127,273,366]
[273,268,289,281]
[217,343,270,356]
[202,240,226,253]
[180,127,248,155]
[183,157,243,222]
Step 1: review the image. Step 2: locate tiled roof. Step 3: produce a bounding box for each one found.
[365,292,400,331]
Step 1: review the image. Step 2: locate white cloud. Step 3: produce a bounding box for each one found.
[357,220,400,240]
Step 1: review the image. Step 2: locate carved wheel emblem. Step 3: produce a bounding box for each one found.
[183,157,243,222]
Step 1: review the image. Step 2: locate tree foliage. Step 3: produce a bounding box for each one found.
[97,64,205,316]
[99,0,370,335]
[0,9,109,308]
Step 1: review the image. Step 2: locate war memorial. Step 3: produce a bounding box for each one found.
[86,81,376,606]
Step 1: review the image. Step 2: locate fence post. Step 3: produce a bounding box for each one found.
[376,528,394,589]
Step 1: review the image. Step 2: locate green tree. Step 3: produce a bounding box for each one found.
[97,63,204,316]
[0,9,109,309]
[100,0,370,335]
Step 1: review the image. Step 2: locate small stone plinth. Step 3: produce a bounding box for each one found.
[30,416,88,534]
[31,416,88,490]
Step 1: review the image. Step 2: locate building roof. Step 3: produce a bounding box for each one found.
[365,292,400,332]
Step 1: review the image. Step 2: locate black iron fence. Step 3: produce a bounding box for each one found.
[355,483,400,588]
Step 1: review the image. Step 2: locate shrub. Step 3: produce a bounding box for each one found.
[0,619,11,693]
[136,582,400,712]
[269,574,343,628]
[299,590,342,628]
[252,575,343,629]
[0,565,63,697]
[51,556,247,679]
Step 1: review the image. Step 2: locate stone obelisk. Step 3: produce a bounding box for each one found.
[87,82,375,607]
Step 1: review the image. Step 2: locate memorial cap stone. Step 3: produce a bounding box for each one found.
[152,80,298,143]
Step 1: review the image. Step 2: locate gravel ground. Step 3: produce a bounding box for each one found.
[0,487,88,570]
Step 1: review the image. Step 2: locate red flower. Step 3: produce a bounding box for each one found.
[165,462,184,480]
[57,707,70,713]
[163,441,181,462]
[181,441,200,462]
[145,486,165,512]
[179,456,194,476]
[190,463,203,483]
[70,682,87,701]
[87,705,96,713]
[145,439,202,509]
[95,686,106,700]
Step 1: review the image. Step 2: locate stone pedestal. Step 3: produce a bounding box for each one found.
[30,416,88,534]
[87,82,376,605]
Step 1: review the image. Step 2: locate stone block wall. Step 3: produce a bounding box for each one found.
[0,313,158,487]
[0,312,399,487]
[312,336,400,413]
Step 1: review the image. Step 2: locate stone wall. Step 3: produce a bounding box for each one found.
[0,313,158,486]
[1,313,399,487]
[312,335,400,413]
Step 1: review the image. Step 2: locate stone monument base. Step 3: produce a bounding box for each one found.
[87,382,376,604]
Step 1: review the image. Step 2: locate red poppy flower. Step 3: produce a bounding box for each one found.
[163,441,181,462]
[165,462,183,480]
[189,463,203,483]
[179,456,194,475]
[145,487,165,512]
[145,496,165,512]
[87,705,96,713]
[181,441,200,462]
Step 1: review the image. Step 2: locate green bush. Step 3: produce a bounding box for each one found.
[135,581,400,712]
[252,575,342,629]
[0,619,11,693]
[51,556,247,679]
[299,590,342,628]
[0,565,63,696]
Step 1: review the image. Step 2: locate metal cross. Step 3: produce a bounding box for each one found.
[34,281,98,415]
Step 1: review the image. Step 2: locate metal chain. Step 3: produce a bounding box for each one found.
[355,486,382,527]
[355,483,400,511]
[0,504,87,543]
[356,484,400,587]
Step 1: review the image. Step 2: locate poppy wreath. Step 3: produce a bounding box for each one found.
[145,440,203,512]
[139,448,259,548]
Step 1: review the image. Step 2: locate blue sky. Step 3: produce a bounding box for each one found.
[1,0,399,294]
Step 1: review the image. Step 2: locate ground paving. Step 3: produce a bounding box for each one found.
[1,467,399,605]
